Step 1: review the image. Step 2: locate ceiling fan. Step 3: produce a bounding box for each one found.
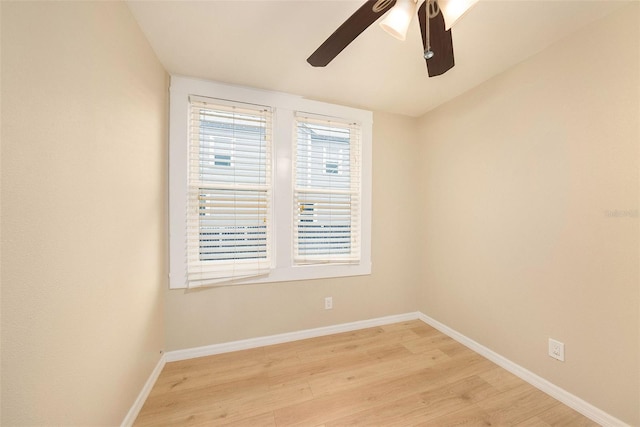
[307,0,478,77]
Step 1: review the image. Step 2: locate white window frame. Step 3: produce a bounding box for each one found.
[169,76,372,289]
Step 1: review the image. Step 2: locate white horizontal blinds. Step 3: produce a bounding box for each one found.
[294,113,361,264]
[187,96,272,286]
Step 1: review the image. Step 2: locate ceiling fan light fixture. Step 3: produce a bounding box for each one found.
[379,0,417,41]
[438,0,479,30]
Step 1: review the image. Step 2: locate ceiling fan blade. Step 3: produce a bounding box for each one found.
[418,1,455,77]
[307,0,397,67]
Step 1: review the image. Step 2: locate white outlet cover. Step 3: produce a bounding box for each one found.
[548,338,565,362]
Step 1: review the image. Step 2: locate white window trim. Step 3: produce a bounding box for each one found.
[169,75,372,289]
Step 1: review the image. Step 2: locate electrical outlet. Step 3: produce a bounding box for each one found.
[548,338,565,361]
[324,296,333,310]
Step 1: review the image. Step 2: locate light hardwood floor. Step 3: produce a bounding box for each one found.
[134,320,598,426]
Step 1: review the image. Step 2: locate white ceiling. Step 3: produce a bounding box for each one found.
[127,0,629,117]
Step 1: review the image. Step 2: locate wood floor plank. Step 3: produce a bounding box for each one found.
[477,383,560,425]
[265,327,385,358]
[134,321,597,426]
[401,333,458,355]
[266,349,372,386]
[324,375,499,426]
[536,403,601,426]
[136,373,312,426]
[220,411,276,427]
[306,349,450,397]
[410,324,443,338]
[517,415,554,426]
[413,404,494,426]
[379,320,426,332]
[295,327,421,363]
[477,366,526,393]
[366,341,415,361]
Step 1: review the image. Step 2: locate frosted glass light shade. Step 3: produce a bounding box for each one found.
[438,0,479,30]
[379,0,417,41]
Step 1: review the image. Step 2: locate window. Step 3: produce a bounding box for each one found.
[325,162,339,174]
[186,98,272,286]
[169,77,372,289]
[294,115,361,264]
[214,154,231,167]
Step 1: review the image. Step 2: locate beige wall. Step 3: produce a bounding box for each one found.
[165,112,421,350]
[1,2,167,425]
[417,3,639,425]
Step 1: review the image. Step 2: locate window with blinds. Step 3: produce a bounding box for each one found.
[294,114,361,264]
[187,97,272,286]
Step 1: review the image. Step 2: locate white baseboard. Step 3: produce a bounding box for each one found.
[121,353,166,427]
[417,312,628,427]
[164,312,419,362]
